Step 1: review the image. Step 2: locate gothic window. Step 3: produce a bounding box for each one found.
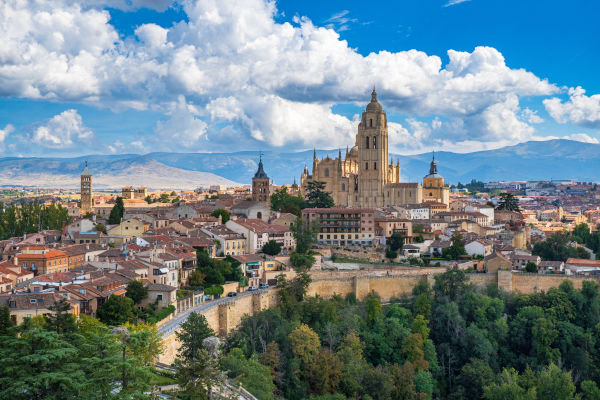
[373,136,377,149]
[365,162,369,170]
[365,136,370,149]
[325,168,329,177]
[374,162,377,170]
[369,119,373,127]
[341,183,346,192]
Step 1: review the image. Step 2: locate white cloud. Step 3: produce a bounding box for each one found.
[153,97,208,149]
[0,124,14,143]
[444,0,472,6]
[0,0,563,152]
[543,86,600,128]
[32,109,94,148]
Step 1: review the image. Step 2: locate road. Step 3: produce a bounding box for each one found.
[158,288,272,337]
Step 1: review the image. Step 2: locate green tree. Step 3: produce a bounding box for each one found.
[262,240,282,256]
[442,232,467,260]
[496,192,521,212]
[388,231,404,252]
[211,208,231,223]
[305,181,334,208]
[270,187,307,216]
[365,291,382,325]
[239,275,249,288]
[97,294,135,326]
[125,280,148,305]
[537,363,576,400]
[108,197,124,224]
[94,223,107,234]
[525,261,538,273]
[289,324,321,368]
[44,298,77,334]
[292,216,319,254]
[176,313,215,363]
[0,305,13,336]
[188,270,206,288]
[290,252,316,272]
[222,348,276,399]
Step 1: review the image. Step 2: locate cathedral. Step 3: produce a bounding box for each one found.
[300,89,449,207]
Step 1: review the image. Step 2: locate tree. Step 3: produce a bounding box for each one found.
[239,275,249,288]
[0,305,14,336]
[170,191,177,196]
[108,197,124,224]
[125,280,148,305]
[211,208,230,223]
[442,232,467,260]
[385,249,398,259]
[388,231,404,252]
[292,217,319,254]
[44,298,77,334]
[525,261,538,273]
[262,240,282,256]
[305,181,334,208]
[290,252,316,272]
[97,294,135,326]
[365,291,382,324]
[176,312,215,362]
[222,348,276,399]
[433,266,470,301]
[496,192,521,212]
[270,187,307,216]
[188,270,206,287]
[289,324,321,368]
[94,223,107,234]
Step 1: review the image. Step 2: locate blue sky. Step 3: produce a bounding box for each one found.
[0,0,599,158]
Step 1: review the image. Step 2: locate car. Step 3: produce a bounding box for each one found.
[248,286,259,291]
[259,282,269,289]
[227,292,238,297]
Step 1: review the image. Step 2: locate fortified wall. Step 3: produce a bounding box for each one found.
[158,271,600,364]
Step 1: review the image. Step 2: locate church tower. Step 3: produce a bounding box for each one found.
[422,151,449,204]
[252,154,270,205]
[357,88,388,207]
[80,161,92,215]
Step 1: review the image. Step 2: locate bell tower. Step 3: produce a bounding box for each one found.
[357,88,388,207]
[252,153,271,205]
[80,161,92,215]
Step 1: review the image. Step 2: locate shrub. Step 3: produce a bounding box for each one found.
[147,305,175,324]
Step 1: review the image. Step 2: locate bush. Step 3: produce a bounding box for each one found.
[147,305,175,324]
[385,250,398,259]
[205,285,225,297]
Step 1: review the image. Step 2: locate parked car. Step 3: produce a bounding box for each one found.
[248,286,259,291]
[259,282,269,289]
[227,292,238,297]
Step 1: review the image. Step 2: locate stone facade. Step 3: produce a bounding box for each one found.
[80,163,92,214]
[301,90,449,207]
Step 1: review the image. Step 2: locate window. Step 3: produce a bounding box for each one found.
[365,136,369,149]
[341,183,346,192]
[324,168,329,177]
[369,119,373,127]
[374,162,377,170]
[373,136,377,149]
[365,162,368,170]
[157,294,163,301]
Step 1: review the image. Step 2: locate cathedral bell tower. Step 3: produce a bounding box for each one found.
[357,88,388,207]
[252,153,271,205]
[80,161,93,215]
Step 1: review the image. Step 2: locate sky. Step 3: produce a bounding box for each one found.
[0,0,599,158]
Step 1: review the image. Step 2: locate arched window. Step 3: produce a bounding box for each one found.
[365,162,369,170]
[341,183,346,192]
[365,136,369,149]
[369,119,373,127]
[373,136,377,149]
[325,168,329,177]
[374,162,377,170]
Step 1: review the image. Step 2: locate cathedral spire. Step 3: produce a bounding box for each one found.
[371,87,377,102]
[429,151,438,175]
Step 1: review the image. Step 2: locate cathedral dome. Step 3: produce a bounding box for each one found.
[348,145,359,158]
[366,88,382,113]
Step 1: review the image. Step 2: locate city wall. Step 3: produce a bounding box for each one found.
[158,271,600,364]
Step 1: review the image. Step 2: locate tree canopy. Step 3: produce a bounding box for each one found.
[305,181,334,208]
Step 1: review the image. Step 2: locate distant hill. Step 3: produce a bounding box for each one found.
[0,155,238,189]
[144,139,600,185]
[0,139,598,188]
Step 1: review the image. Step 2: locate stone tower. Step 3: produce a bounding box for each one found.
[80,161,92,214]
[357,88,388,207]
[422,151,449,204]
[252,154,270,205]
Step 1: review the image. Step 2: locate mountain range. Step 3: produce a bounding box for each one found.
[0,139,598,189]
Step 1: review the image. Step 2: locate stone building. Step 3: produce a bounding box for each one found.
[80,162,92,214]
[301,90,449,207]
[252,154,270,206]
